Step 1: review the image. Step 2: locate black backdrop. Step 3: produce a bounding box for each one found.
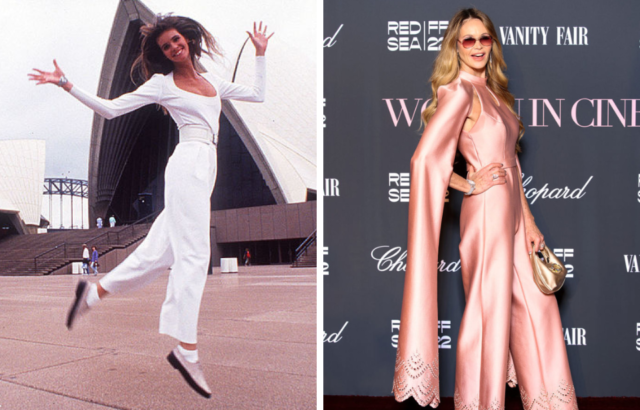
[323,0,640,399]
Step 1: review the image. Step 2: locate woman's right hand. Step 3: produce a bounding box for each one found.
[28,59,67,87]
[467,162,506,195]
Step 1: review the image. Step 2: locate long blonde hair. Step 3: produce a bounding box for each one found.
[422,8,524,151]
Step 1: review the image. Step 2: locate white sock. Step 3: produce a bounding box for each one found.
[86,283,100,307]
[178,345,199,363]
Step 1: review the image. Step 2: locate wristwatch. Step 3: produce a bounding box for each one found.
[464,179,476,195]
[58,75,68,87]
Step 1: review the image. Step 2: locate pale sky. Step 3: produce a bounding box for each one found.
[1,0,317,180]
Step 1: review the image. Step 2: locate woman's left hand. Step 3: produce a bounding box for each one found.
[525,219,545,255]
[247,21,274,56]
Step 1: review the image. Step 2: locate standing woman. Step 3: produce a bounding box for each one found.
[29,15,272,398]
[392,8,578,410]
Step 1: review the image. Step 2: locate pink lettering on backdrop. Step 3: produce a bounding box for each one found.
[383,98,430,127]
[530,99,563,127]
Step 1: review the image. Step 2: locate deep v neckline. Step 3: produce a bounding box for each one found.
[171,72,218,98]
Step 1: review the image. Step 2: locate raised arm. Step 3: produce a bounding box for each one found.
[217,22,273,102]
[29,60,162,120]
[67,77,162,120]
[216,57,266,102]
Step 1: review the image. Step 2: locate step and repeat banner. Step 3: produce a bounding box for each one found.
[323,0,640,399]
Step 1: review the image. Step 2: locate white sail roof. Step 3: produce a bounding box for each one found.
[206,43,316,203]
[0,140,46,226]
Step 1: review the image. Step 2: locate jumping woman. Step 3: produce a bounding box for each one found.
[29,15,272,398]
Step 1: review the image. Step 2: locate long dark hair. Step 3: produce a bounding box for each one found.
[131,14,222,82]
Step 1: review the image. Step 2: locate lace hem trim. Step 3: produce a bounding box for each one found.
[454,389,504,410]
[392,349,440,407]
[519,379,579,410]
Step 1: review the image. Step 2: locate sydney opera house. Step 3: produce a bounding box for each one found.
[87,0,316,265]
[0,140,46,238]
[89,0,316,263]
[0,0,315,269]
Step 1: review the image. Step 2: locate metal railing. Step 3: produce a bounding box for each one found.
[33,243,69,271]
[293,229,317,266]
[33,210,161,274]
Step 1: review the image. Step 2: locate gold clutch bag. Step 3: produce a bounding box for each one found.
[530,247,567,294]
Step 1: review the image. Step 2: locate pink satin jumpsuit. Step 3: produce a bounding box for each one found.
[392,70,578,410]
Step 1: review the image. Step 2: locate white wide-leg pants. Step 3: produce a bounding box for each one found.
[100,129,217,344]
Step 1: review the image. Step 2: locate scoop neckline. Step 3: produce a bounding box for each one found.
[169,72,218,99]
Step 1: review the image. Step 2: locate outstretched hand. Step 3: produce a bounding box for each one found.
[247,21,274,56]
[28,59,66,86]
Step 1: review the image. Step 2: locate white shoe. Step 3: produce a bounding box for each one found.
[167,347,212,398]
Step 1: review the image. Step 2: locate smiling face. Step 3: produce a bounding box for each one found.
[457,18,492,77]
[157,28,191,65]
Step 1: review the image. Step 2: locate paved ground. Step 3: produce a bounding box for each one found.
[0,266,316,409]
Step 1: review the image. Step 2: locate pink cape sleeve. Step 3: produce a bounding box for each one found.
[393,77,473,407]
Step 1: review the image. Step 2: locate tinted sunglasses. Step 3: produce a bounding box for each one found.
[458,35,493,49]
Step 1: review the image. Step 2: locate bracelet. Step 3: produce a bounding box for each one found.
[464,179,476,195]
[58,75,68,87]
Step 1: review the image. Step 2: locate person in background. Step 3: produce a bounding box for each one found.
[97,217,103,229]
[81,244,90,275]
[244,248,251,266]
[109,215,116,228]
[91,246,99,276]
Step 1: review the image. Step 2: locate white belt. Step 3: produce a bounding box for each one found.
[179,126,216,145]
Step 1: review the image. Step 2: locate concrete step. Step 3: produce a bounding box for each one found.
[0,225,152,276]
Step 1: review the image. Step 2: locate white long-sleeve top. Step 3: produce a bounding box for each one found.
[69,56,265,142]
